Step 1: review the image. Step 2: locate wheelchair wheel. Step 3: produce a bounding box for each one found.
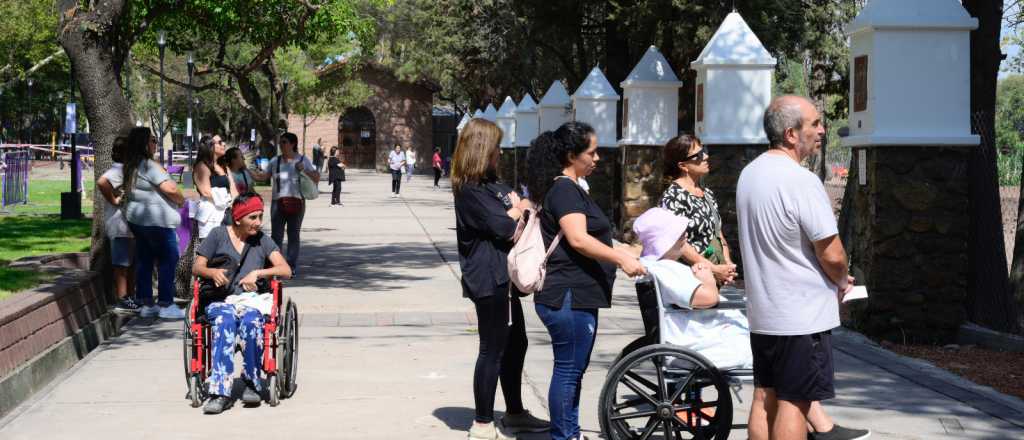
[267,374,280,407]
[188,375,203,408]
[281,300,299,397]
[182,314,191,382]
[599,344,733,440]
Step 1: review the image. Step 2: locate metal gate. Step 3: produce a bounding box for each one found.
[1,147,30,207]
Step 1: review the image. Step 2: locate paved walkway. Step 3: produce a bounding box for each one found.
[1,170,1023,439]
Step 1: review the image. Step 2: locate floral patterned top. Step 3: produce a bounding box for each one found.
[659,182,722,255]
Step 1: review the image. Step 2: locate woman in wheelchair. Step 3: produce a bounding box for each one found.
[192,192,292,414]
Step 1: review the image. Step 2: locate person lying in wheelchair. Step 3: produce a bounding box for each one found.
[633,207,753,370]
[192,192,292,414]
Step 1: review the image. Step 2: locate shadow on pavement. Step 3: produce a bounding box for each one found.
[287,241,447,291]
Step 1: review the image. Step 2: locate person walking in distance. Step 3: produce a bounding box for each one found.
[251,132,319,272]
[405,146,417,183]
[453,118,549,440]
[328,146,347,207]
[388,144,406,197]
[432,147,443,190]
[736,95,866,440]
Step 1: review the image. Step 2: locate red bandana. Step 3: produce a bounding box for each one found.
[232,197,264,222]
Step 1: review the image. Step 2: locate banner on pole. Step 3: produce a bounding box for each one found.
[64,103,77,134]
[187,118,193,136]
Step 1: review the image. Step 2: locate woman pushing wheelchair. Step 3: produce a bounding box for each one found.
[191,192,292,414]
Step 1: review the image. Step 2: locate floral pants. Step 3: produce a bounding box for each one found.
[207,302,265,396]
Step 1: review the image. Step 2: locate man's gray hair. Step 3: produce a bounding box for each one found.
[763,98,804,147]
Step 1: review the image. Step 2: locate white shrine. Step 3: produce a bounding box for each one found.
[456,113,470,133]
[496,96,517,148]
[515,94,539,147]
[619,46,682,146]
[482,104,498,122]
[572,66,620,147]
[472,109,483,119]
[539,81,572,133]
[842,0,979,147]
[691,12,776,145]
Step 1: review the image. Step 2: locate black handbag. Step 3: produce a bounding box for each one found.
[198,244,251,303]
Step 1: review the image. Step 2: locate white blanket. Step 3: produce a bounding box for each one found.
[224,291,274,316]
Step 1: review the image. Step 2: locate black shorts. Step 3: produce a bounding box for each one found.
[750,330,835,402]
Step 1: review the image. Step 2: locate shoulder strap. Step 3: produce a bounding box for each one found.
[229,241,253,288]
[274,156,281,192]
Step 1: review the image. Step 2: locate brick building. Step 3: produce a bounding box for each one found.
[287,63,438,172]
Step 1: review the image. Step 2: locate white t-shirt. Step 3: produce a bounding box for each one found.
[736,152,840,335]
[388,151,406,171]
[100,163,132,238]
[269,155,314,200]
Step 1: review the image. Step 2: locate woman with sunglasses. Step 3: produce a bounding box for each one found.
[658,135,737,285]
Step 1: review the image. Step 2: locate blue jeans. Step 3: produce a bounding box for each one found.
[127,223,179,307]
[535,290,599,440]
[206,303,265,396]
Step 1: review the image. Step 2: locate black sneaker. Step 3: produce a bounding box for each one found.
[810,424,871,440]
[241,384,262,406]
[203,396,234,414]
[113,298,140,314]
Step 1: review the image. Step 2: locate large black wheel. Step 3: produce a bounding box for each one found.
[280,300,299,397]
[182,314,192,382]
[188,375,204,408]
[599,344,733,440]
[267,374,280,407]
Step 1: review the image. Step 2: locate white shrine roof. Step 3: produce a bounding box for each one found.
[516,94,538,113]
[456,113,470,130]
[573,67,619,100]
[472,109,483,119]
[622,46,682,87]
[539,81,571,107]
[497,96,517,118]
[483,104,498,121]
[847,0,977,35]
[692,12,776,68]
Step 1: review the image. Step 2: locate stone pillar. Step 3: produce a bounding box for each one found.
[499,149,516,186]
[621,145,663,242]
[702,145,767,269]
[514,146,529,191]
[588,147,622,229]
[841,147,969,343]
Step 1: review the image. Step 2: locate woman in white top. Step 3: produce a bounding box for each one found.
[251,132,319,271]
[122,127,187,319]
[193,135,238,239]
[96,132,138,313]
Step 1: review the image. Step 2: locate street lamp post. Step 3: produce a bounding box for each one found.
[157,29,166,165]
[61,70,82,219]
[26,78,33,144]
[283,77,292,153]
[187,51,195,167]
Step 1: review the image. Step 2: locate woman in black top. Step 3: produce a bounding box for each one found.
[453,118,548,440]
[524,122,646,440]
[327,146,347,206]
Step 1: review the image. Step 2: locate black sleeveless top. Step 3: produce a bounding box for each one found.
[210,173,230,190]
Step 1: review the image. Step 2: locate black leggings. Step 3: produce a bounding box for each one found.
[391,169,402,194]
[434,168,442,187]
[331,180,342,204]
[472,290,527,423]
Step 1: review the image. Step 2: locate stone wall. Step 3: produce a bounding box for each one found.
[515,147,529,192]
[588,147,622,231]
[840,146,970,344]
[620,145,664,242]
[499,149,517,188]
[702,144,767,270]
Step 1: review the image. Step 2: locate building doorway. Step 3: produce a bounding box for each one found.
[339,107,376,169]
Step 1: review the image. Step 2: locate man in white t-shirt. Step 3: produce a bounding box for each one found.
[737,96,860,440]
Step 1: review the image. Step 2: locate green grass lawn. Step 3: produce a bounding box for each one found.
[0,266,56,300]
[1,179,96,216]
[0,215,92,300]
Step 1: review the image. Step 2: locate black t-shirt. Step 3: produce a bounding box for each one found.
[455,180,517,298]
[536,177,616,309]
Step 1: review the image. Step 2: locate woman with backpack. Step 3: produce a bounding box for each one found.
[524,122,646,440]
[452,118,548,440]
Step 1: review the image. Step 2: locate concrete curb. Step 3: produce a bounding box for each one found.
[0,311,121,420]
[833,327,1024,429]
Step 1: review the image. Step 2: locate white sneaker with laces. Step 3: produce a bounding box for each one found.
[139,305,160,318]
[158,304,186,319]
[467,422,513,440]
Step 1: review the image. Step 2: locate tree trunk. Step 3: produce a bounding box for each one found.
[964,0,1021,333]
[58,1,134,272]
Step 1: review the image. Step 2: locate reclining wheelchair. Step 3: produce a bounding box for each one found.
[598,277,752,440]
[183,277,299,408]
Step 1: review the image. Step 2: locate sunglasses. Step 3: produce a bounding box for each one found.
[682,147,708,162]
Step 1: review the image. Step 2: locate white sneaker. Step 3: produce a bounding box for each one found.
[467,422,514,440]
[391,194,398,198]
[139,305,160,318]
[158,304,186,319]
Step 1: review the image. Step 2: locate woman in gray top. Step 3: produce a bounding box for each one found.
[122,127,187,319]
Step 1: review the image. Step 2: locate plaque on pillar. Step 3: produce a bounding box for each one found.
[538,81,572,133]
[691,12,776,145]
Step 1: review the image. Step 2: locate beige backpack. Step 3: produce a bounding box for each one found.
[507,207,563,294]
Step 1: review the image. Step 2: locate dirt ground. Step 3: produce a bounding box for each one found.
[885,343,1024,400]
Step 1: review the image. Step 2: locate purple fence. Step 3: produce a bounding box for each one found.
[1,147,30,207]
